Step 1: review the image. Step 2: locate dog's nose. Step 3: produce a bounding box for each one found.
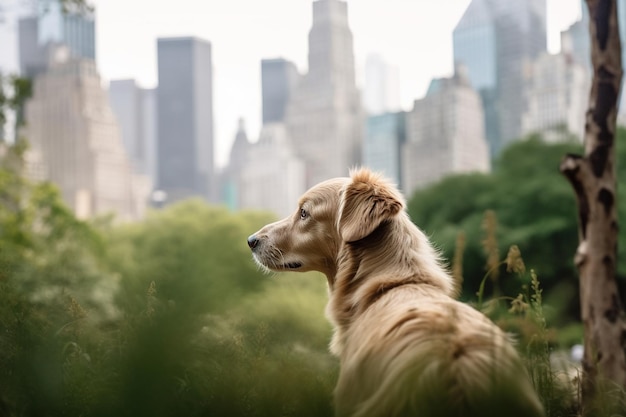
[247,234,259,249]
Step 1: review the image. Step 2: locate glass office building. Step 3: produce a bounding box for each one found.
[453,0,547,157]
[38,1,95,60]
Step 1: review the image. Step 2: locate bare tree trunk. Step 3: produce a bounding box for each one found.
[560,0,626,414]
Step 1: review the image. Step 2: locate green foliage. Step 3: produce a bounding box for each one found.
[478,249,582,417]
[0,147,337,416]
[0,141,117,415]
[63,275,335,417]
[106,201,275,315]
[408,135,588,321]
[0,74,32,132]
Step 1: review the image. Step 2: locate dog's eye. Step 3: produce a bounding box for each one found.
[300,208,308,220]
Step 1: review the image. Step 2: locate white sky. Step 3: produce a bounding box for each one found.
[1,0,582,167]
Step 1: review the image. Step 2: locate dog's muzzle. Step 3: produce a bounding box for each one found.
[247,234,259,250]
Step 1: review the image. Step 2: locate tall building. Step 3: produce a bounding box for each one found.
[286,0,364,187]
[363,54,401,116]
[37,0,95,61]
[108,79,157,184]
[156,37,215,203]
[22,46,148,221]
[562,0,626,116]
[261,58,300,124]
[221,118,251,211]
[363,112,405,191]
[239,123,306,218]
[403,69,490,194]
[453,0,547,156]
[560,3,590,73]
[16,4,96,137]
[522,52,589,142]
[18,1,95,78]
[18,16,47,77]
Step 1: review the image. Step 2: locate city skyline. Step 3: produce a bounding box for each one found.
[91,0,580,169]
[0,0,580,167]
[0,0,581,167]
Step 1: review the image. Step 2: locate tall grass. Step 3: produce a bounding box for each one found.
[462,211,626,416]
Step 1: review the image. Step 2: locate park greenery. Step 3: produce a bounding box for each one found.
[4,131,625,416]
[0,141,336,416]
[408,131,626,334]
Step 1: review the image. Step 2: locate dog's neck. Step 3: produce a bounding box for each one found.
[325,213,455,354]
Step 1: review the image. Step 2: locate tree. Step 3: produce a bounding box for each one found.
[559,0,626,413]
[408,138,583,311]
[106,201,275,315]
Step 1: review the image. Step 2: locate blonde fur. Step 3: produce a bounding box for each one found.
[249,168,544,417]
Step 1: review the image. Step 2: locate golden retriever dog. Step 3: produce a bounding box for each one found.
[248,168,544,417]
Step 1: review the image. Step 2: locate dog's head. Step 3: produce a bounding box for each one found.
[247,168,405,279]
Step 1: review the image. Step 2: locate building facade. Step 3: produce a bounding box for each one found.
[522,52,589,142]
[286,0,364,187]
[239,123,306,218]
[363,53,401,116]
[453,0,547,156]
[18,16,47,78]
[156,37,215,203]
[18,0,96,78]
[108,79,157,184]
[562,0,626,117]
[363,112,405,191]
[17,4,96,137]
[403,70,490,195]
[261,58,300,124]
[560,5,590,74]
[221,119,251,211]
[37,0,95,61]
[22,47,148,221]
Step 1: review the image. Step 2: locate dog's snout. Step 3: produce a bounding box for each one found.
[247,234,259,250]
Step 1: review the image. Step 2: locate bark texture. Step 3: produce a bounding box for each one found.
[560,0,626,413]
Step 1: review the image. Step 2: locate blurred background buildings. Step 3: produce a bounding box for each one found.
[0,0,620,219]
[156,37,215,204]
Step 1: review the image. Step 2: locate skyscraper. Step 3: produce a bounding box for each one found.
[22,46,148,221]
[156,37,215,203]
[286,0,364,187]
[453,0,547,156]
[261,58,300,124]
[522,52,589,141]
[563,0,626,115]
[16,4,96,139]
[221,118,251,211]
[108,79,157,184]
[18,0,95,78]
[363,54,401,116]
[403,69,490,194]
[363,112,405,191]
[18,16,47,77]
[560,3,590,74]
[37,0,95,61]
[239,123,306,218]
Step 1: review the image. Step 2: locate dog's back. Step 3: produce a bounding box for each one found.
[334,285,544,417]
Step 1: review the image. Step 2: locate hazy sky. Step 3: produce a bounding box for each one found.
[1,0,581,167]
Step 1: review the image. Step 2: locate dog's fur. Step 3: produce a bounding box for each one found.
[249,168,545,417]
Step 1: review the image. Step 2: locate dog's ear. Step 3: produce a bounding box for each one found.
[338,168,405,242]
